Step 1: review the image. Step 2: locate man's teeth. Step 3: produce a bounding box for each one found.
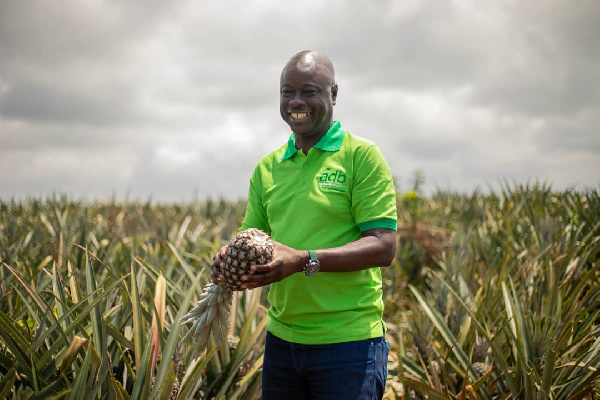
[291,112,310,119]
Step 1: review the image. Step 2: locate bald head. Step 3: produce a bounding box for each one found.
[279,50,338,142]
[281,50,336,87]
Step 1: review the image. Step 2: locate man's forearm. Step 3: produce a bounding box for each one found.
[311,228,397,273]
[239,228,397,289]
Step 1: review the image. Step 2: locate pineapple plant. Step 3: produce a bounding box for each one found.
[472,332,490,377]
[181,228,273,345]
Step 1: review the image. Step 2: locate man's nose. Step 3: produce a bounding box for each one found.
[289,93,305,107]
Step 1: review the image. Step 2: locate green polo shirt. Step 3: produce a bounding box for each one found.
[241,121,397,344]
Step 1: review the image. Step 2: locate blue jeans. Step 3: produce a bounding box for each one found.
[262,331,389,400]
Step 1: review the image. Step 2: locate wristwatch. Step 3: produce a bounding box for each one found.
[303,250,320,276]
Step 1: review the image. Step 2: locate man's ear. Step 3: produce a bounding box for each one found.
[331,83,338,105]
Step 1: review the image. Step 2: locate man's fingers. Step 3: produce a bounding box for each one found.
[212,245,227,261]
[211,272,225,285]
[241,279,264,290]
[240,272,270,288]
[250,264,271,273]
[210,248,229,285]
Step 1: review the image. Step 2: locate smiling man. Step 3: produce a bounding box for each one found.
[212,50,397,399]
[279,51,338,149]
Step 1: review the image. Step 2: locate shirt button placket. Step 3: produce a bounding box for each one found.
[301,159,309,190]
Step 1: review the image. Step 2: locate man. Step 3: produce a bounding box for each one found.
[212,50,397,399]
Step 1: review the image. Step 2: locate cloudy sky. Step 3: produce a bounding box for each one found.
[1,0,599,201]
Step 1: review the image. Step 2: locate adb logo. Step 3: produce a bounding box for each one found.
[317,168,347,193]
[318,168,346,183]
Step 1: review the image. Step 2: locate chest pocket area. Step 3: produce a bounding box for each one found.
[312,166,353,224]
[316,167,350,194]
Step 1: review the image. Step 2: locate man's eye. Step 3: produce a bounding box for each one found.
[281,90,293,96]
[303,90,316,96]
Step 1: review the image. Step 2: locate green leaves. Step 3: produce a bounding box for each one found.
[0,198,263,398]
[390,184,599,398]
[0,197,253,399]
[1,187,596,398]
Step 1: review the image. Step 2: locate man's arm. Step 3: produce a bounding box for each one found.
[237,228,396,290]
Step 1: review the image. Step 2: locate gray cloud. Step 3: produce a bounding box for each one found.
[0,80,143,125]
[467,0,600,116]
[0,0,598,201]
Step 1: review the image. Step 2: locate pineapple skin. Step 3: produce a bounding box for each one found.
[221,228,273,292]
[182,228,273,344]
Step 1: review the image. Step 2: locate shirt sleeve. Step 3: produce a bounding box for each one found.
[351,144,398,232]
[240,164,271,234]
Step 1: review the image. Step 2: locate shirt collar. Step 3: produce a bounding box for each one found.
[281,121,344,160]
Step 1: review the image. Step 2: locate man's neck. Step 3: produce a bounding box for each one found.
[294,122,334,154]
[295,132,326,155]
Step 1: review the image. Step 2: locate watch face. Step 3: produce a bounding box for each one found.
[304,261,320,276]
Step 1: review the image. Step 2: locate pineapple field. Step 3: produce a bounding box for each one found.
[0,184,598,399]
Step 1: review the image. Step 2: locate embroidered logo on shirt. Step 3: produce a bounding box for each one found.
[317,168,347,193]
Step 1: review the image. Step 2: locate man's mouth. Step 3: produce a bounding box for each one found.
[290,112,311,120]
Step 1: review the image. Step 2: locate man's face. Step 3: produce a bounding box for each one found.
[279,64,337,139]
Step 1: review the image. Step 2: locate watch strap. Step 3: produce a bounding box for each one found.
[304,250,320,276]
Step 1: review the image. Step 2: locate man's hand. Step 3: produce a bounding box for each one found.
[240,241,306,290]
[210,245,227,286]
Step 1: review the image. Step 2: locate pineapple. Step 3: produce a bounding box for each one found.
[181,228,273,345]
[472,332,490,377]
